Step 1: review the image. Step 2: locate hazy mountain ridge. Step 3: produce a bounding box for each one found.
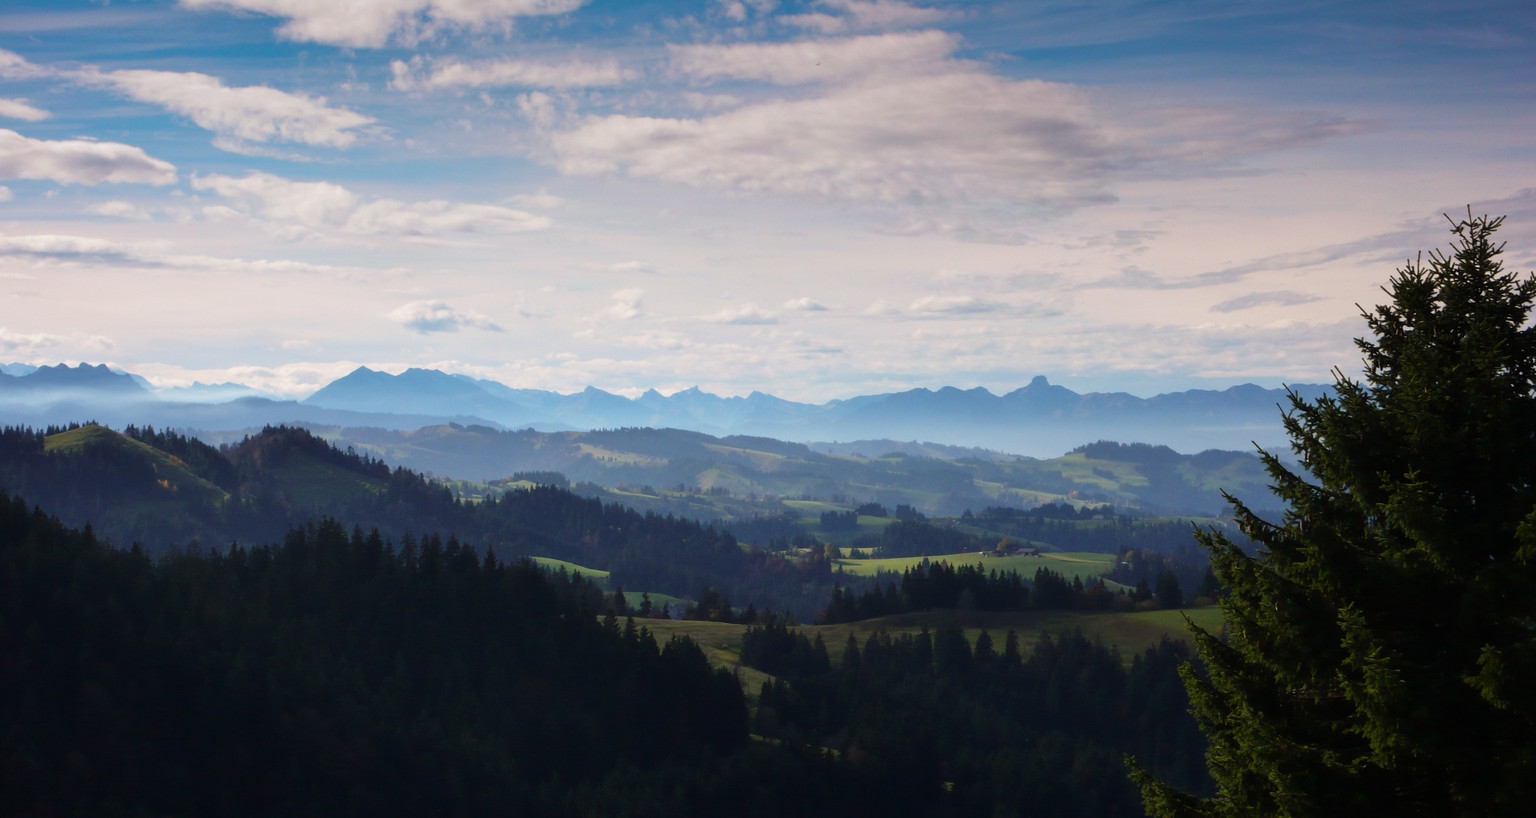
[0,362,1328,457]
[306,424,1278,518]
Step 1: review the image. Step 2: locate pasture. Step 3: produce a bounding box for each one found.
[642,604,1225,692]
[834,549,1123,586]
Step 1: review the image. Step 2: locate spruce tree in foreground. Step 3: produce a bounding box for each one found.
[1134,213,1536,817]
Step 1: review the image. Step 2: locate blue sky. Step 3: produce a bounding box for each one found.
[1,0,1532,400]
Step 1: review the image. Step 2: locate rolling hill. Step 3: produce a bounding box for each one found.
[314,425,1279,518]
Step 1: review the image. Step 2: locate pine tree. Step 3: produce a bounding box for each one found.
[1134,213,1536,817]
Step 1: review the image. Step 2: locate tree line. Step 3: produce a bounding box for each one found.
[0,491,776,817]
[743,621,1211,817]
[820,560,1195,624]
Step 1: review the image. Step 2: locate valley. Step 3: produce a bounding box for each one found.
[1,416,1227,816]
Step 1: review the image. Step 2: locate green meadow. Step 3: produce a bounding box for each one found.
[529,556,687,611]
[642,605,1225,691]
[44,424,229,506]
[834,549,1124,587]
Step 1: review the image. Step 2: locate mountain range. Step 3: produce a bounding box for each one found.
[0,362,1328,458]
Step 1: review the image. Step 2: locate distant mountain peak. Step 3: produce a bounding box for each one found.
[1,361,1334,458]
[13,362,150,394]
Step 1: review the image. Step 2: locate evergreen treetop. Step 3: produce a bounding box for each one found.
[1135,213,1536,817]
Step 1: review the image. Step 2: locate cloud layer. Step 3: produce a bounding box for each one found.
[0,233,358,276]
[542,33,1359,212]
[0,129,176,186]
[389,300,503,333]
[193,172,552,237]
[0,98,48,121]
[391,56,632,91]
[92,69,374,149]
[0,0,1528,407]
[180,0,589,48]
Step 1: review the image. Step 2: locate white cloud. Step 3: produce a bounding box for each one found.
[597,287,644,320]
[782,13,842,33]
[544,57,1360,213]
[209,136,321,161]
[1079,224,1422,292]
[827,0,947,29]
[509,190,564,209]
[606,260,658,275]
[784,297,828,311]
[0,234,143,260]
[390,55,632,91]
[194,173,357,225]
[908,294,1005,315]
[861,294,1012,320]
[0,327,63,354]
[1210,290,1323,313]
[0,50,51,80]
[0,98,50,121]
[516,91,559,128]
[0,327,113,356]
[138,361,364,398]
[388,300,503,334]
[90,69,374,149]
[87,200,152,220]
[349,199,551,235]
[192,171,552,237]
[681,91,743,111]
[669,30,958,85]
[709,303,778,324]
[200,204,243,220]
[0,129,176,186]
[784,0,948,33]
[0,186,11,202]
[179,0,590,48]
[547,70,1115,207]
[718,1,748,23]
[0,50,371,152]
[0,233,361,276]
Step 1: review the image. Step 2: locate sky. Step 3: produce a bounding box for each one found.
[0,0,1532,402]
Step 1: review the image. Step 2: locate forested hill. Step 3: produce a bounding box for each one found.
[1,425,1217,816]
[0,423,844,615]
[1,484,1211,817]
[314,424,1279,517]
[0,491,875,817]
[0,423,1236,618]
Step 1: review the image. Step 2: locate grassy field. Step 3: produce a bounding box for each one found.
[44,424,230,506]
[642,605,1224,688]
[970,479,1074,507]
[623,591,689,611]
[527,556,688,612]
[801,607,1223,664]
[781,499,898,541]
[632,619,779,698]
[530,556,610,580]
[834,549,1122,586]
